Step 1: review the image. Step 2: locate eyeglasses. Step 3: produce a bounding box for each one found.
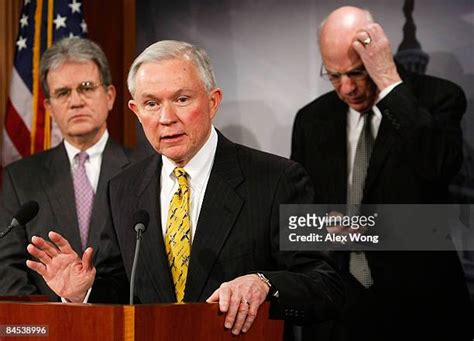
[50,81,104,103]
[320,64,368,84]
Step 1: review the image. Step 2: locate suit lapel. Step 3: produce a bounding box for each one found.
[41,143,82,252]
[134,155,176,302]
[88,138,131,250]
[364,116,396,199]
[321,96,397,203]
[185,134,244,301]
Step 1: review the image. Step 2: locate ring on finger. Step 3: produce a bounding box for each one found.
[362,36,372,45]
[241,298,251,306]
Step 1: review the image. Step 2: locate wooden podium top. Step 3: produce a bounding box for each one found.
[0,295,49,302]
[0,300,283,340]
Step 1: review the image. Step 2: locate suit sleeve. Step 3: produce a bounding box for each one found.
[88,185,129,304]
[259,162,344,324]
[376,76,465,182]
[290,110,306,165]
[0,167,39,296]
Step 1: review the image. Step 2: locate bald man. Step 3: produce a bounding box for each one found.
[292,6,471,341]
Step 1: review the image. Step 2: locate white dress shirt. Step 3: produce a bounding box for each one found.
[160,127,218,242]
[346,82,401,187]
[63,130,109,192]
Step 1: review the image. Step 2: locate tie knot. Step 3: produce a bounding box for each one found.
[75,152,89,167]
[173,167,189,187]
[362,110,373,123]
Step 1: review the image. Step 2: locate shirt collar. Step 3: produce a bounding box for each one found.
[64,130,109,164]
[162,126,218,189]
[348,106,382,124]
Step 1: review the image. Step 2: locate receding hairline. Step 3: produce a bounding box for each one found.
[127,40,217,97]
[317,6,374,47]
[47,57,101,76]
[131,57,207,89]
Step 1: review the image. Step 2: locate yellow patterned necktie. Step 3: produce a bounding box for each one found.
[165,167,192,302]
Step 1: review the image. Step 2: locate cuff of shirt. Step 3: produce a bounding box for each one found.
[376,81,403,103]
[60,287,92,303]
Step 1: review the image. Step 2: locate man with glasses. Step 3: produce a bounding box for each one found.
[292,6,471,341]
[0,37,135,301]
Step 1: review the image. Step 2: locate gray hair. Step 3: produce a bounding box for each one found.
[40,37,112,98]
[127,40,216,96]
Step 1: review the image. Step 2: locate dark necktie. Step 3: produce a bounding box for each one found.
[348,110,374,207]
[348,110,374,288]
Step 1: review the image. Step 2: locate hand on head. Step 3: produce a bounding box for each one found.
[352,23,402,91]
[320,6,402,99]
[26,231,95,302]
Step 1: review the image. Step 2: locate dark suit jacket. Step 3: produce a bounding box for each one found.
[292,73,472,339]
[89,132,344,325]
[0,138,134,301]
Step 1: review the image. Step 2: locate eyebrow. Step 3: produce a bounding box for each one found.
[139,88,196,100]
[52,86,70,92]
[326,64,365,74]
[51,80,97,91]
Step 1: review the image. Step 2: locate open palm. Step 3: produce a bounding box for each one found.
[26,231,96,302]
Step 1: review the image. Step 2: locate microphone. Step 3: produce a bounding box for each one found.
[129,209,150,305]
[0,201,40,239]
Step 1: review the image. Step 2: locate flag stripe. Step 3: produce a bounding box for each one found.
[2,132,22,166]
[34,90,46,153]
[9,68,33,131]
[5,100,31,158]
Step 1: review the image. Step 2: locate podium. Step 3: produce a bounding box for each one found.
[0,299,283,340]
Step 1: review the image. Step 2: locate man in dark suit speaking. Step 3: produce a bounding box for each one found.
[26,40,344,336]
[0,38,133,301]
[291,6,471,340]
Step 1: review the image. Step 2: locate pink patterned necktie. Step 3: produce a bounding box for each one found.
[72,152,95,251]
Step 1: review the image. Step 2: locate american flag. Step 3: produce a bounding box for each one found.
[2,0,87,167]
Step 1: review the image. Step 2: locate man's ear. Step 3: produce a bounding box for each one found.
[43,98,52,113]
[106,84,116,111]
[208,88,223,120]
[128,100,142,123]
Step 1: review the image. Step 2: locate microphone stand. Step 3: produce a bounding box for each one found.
[0,224,15,239]
[129,226,144,305]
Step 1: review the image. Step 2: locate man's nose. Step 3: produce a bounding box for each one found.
[339,75,356,95]
[68,88,85,107]
[159,102,177,125]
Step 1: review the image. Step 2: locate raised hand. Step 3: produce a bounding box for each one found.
[352,23,402,91]
[206,274,269,335]
[26,231,96,302]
